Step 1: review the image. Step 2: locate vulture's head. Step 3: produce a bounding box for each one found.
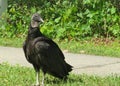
[31,13,44,28]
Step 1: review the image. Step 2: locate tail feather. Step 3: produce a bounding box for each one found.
[61,63,72,80]
[48,63,72,80]
[66,63,73,72]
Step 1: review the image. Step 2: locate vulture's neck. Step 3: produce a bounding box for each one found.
[27,25,43,40]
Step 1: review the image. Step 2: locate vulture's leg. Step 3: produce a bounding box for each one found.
[33,64,40,86]
[35,71,40,86]
[41,73,45,86]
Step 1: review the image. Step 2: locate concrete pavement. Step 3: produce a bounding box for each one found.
[0,46,120,76]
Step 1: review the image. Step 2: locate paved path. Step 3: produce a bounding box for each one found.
[0,46,120,76]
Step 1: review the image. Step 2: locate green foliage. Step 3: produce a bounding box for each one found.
[0,0,120,40]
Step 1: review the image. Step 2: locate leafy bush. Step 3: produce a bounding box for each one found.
[0,0,120,40]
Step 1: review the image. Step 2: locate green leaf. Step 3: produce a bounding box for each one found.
[87,13,93,18]
[77,13,83,18]
[111,6,116,14]
[55,17,61,23]
[83,0,91,4]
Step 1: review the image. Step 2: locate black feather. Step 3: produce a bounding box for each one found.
[23,14,72,80]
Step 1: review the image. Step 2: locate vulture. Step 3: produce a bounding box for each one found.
[23,13,72,86]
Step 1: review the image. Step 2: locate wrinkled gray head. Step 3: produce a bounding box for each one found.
[31,13,44,28]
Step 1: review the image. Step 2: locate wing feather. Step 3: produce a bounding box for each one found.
[33,37,68,76]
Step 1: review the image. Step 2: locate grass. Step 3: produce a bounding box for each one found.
[0,38,24,47]
[0,63,120,86]
[0,37,120,57]
[57,39,120,57]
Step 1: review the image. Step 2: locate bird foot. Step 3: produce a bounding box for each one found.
[41,83,44,86]
[31,84,44,86]
[35,85,40,86]
[31,84,40,86]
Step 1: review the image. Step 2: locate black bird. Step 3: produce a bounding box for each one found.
[23,13,72,86]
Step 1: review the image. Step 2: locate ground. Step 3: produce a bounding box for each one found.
[0,46,120,76]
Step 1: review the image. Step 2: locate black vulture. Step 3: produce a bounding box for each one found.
[23,13,72,86]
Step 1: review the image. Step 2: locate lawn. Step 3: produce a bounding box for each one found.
[0,63,120,86]
[0,38,120,57]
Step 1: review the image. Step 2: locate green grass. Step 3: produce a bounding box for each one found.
[0,38,24,47]
[57,40,120,57]
[0,38,120,57]
[0,63,120,86]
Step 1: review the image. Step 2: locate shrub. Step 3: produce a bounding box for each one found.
[0,0,120,40]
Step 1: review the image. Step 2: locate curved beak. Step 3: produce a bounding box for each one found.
[39,18,44,23]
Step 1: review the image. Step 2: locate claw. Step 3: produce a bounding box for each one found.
[31,84,40,86]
